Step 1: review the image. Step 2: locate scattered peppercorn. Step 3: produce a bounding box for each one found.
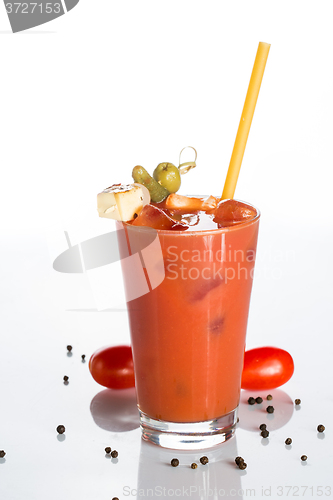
[261,429,269,438]
[301,455,307,461]
[266,406,274,414]
[0,450,6,458]
[171,458,179,467]
[285,438,292,445]
[105,447,111,454]
[248,397,256,405]
[267,394,273,400]
[56,425,65,434]
[112,498,119,500]
[200,456,209,465]
[67,345,72,352]
[235,456,244,466]
[111,450,118,458]
[81,354,86,361]
[317,424,325,433]
[259,423,267,431]
[239,462,247,470]
[295,399,301,405]
[63,375,69,382]
[191,463,198,469]
[256,397,263,404]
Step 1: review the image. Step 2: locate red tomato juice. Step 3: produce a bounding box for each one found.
[117,199,260,423]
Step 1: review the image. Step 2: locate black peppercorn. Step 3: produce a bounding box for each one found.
[235,456,244,466]
[317,424,325,433]
[56,425,65,434]
[259,423,267,431]
[105,447,111,454]
[248,397,256,405]
[256,397,263,404]
[239,462,247,470]
[301,455,307,461]
[63,375,69,382]
[295,399,301,405]
[111,450,118,458]
[261,429,269,438]
[285,438,292,445]
[191,463,197,469]
[267,394,273,400]
[0,450,6,458]
[112,498,119,500]
[81,354,86,361]
[67,345,72,352]
[171,458,179,467]
[266,405,274,414]
[200,456,209,465]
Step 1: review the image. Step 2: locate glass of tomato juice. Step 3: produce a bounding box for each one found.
[116,198,260,449]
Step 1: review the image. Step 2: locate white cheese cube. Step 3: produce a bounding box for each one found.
[97,183,149,221]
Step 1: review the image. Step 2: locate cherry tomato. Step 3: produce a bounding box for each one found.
[241,347,294,391]
[89,345,135,389]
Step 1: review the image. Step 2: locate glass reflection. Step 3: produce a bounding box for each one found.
[90,388,139,432]
[238,389,293,432]
[136,438,244,500]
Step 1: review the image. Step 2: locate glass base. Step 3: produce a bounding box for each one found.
[139,407,238,450]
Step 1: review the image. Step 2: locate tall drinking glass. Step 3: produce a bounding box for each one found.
[116,199,260,449]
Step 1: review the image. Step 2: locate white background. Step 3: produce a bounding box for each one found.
[1,2,333,499]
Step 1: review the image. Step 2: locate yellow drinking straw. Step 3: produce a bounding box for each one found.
[221,42,270,200]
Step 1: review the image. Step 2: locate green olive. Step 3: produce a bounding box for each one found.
[153,163,181,194]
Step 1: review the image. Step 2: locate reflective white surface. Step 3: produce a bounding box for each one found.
[0,227,332,500]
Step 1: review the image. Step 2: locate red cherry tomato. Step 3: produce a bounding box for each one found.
[89,345,135,389]
[241,347,294,391]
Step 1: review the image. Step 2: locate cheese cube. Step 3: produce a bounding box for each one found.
[97,184,148,221]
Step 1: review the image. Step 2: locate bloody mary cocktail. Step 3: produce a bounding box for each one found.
[117,197,260,449]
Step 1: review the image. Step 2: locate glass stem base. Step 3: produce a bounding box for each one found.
[139,407,238,450]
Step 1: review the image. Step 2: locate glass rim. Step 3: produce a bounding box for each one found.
[123,197,260,236]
